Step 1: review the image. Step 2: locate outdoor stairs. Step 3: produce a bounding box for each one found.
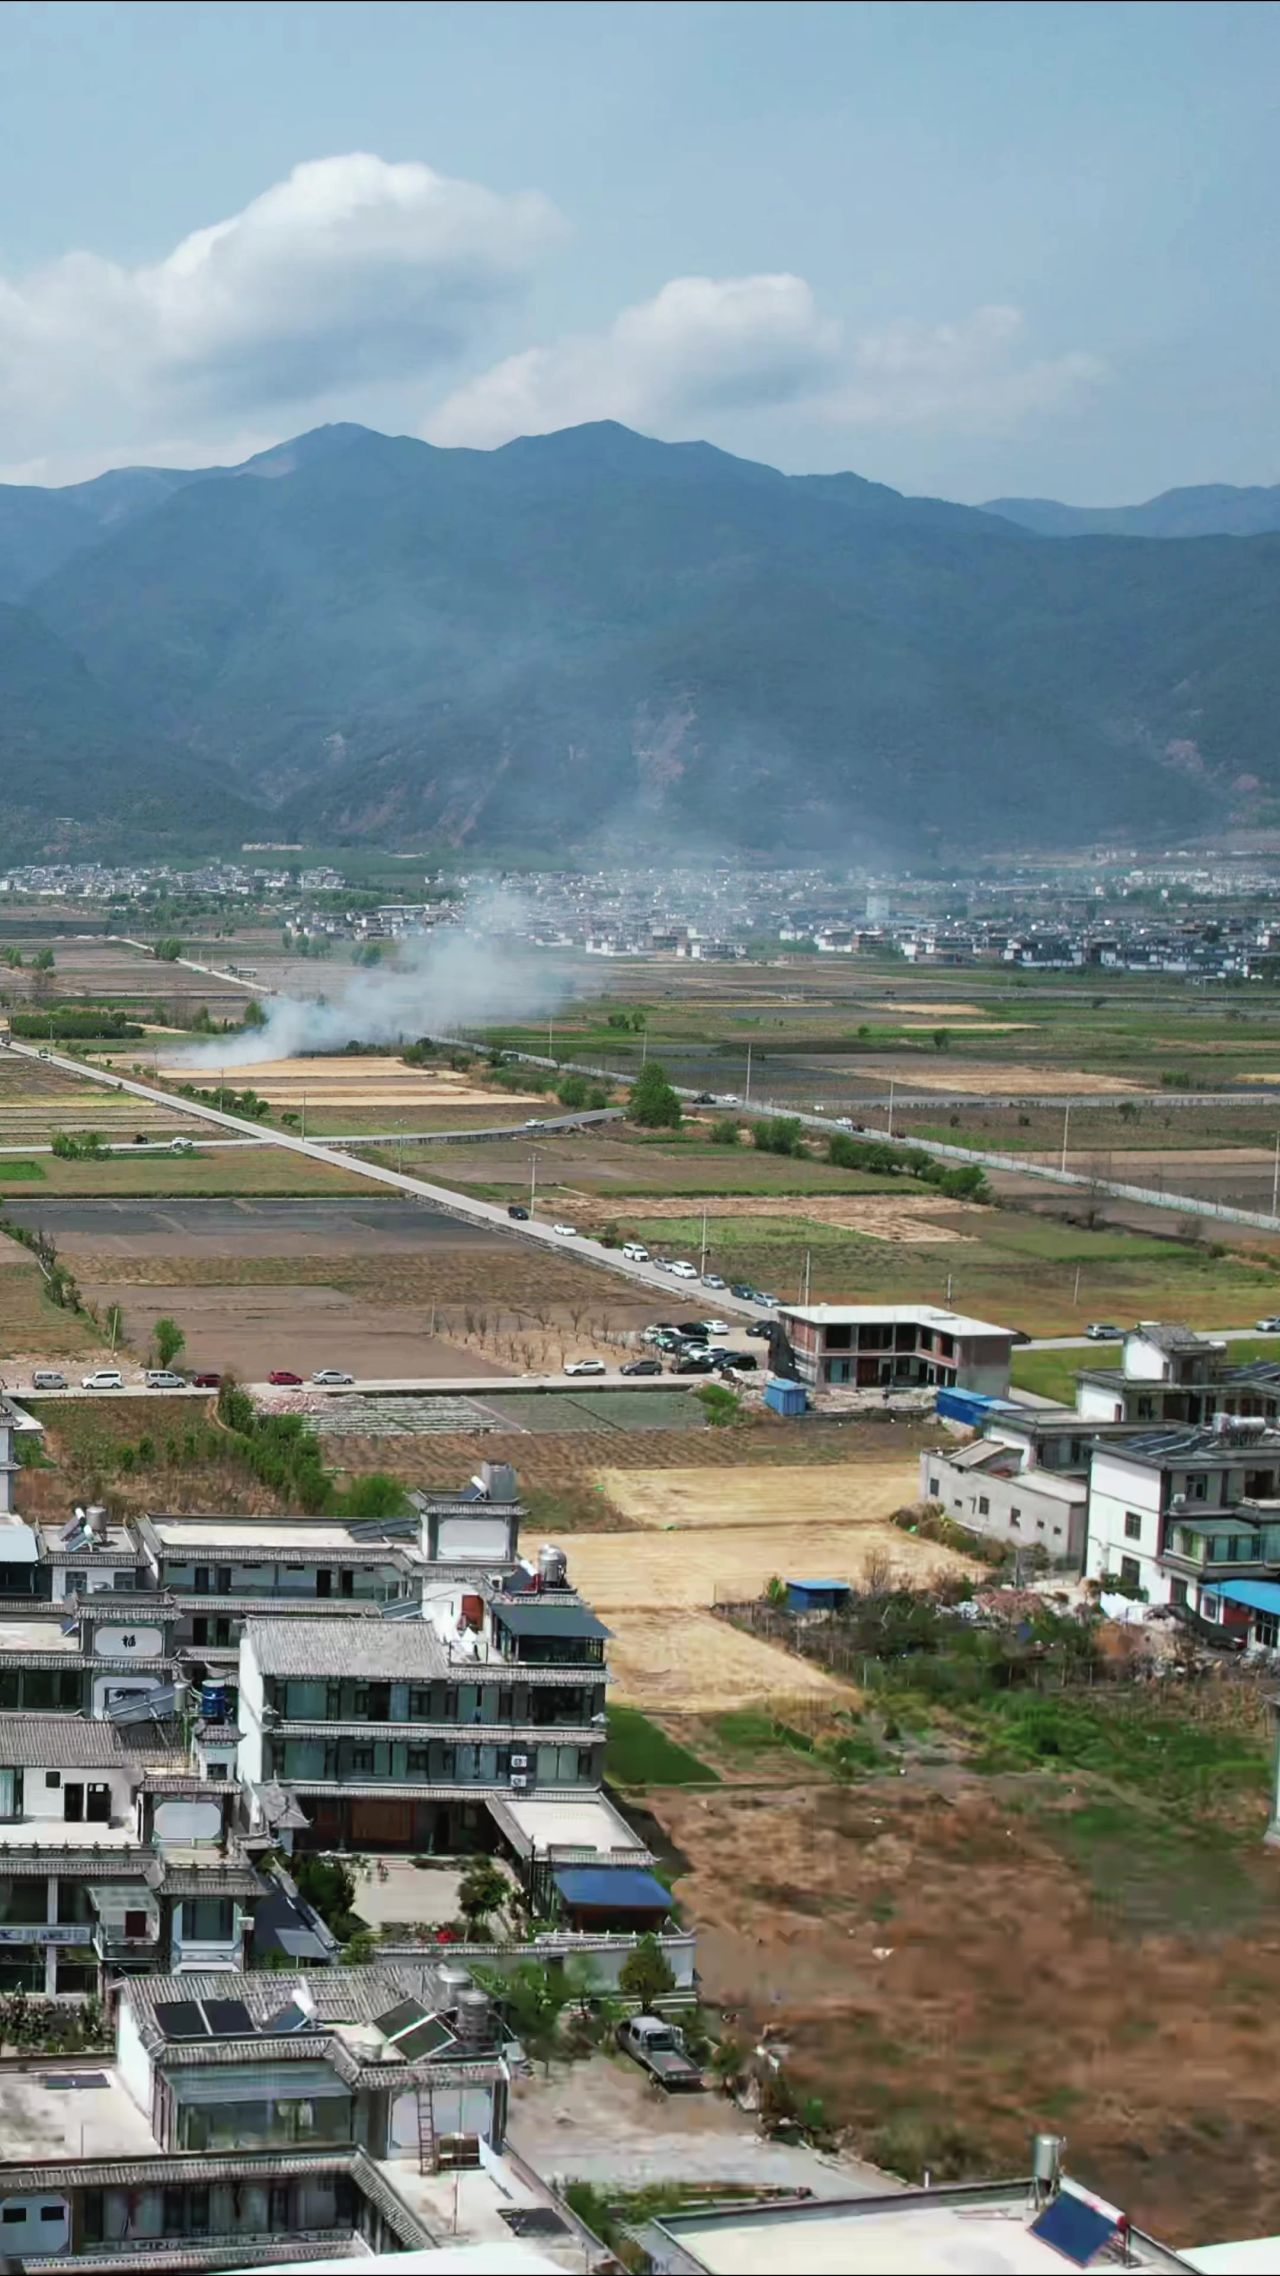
[415,2079,437,2175]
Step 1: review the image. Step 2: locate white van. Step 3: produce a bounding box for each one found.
[622,1242,650,1262]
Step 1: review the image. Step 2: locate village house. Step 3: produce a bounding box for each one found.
[778,1302,1015,1395]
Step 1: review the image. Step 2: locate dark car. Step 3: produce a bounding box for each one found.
[720,1351,758,1371]
[622,1358,663,1376]
[192,1371,222,1389]
[677,1321,709,1339]
[653,1332,682,1351]
[268,1369,303,1386]
[745,1322,773,1340]
[507,1203,530,1220]
[692,1092,716,1105]
[729,1283,756,1301]
[674,1353,715,1374]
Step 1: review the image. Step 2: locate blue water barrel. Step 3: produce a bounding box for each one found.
[199,1680,228,1723]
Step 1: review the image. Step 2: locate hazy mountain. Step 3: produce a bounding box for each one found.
[984,483,1280,540]
[6,421,1280,855]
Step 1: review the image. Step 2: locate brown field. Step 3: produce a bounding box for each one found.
[605,1609,846,1712]
[324,1417,933,1491]
[153,1051,543,1111]
[848,1055,1142,1096]
[579,1192,981,1243]
[595,1460,927,1531]
[569,1514,971,1616]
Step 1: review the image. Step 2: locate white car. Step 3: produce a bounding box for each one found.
[563,1358,607,1377]
[622,1242,650,1262]
[552,1222,578,1238]
[1256,1316,1280,1334]
[145,1370,187,1390]
[312,1369,355,1386]
[703,1318,730,1337]
[668,1260,697,1279]
[81,1370,125,1391]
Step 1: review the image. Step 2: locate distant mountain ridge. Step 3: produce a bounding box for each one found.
[2,421,1280,858]
[984,482,1280,539]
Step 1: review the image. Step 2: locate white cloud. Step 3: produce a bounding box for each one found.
[427,273,839,447]
[429,287,1102,451]
[824,304,1105,431]
[0,154,562,473]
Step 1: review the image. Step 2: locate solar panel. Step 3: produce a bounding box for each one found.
[373,1997,428,2039]
[154,2000,208,2040]
[395,2016,455,2062]
[261,2000,314,2036]
[1030,2194,1118,2267]
[203,1998,255,2037]
[60,1518,88,1547]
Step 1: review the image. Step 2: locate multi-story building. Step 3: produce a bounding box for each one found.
[778,1302,1015,1395]
[1084,1420,1280,1618]
[1074,1322,1280,1429]
[238,1578,610,1854]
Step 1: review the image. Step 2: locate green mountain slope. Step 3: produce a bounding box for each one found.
[10,422,1280,855]
[985,483,1280,539]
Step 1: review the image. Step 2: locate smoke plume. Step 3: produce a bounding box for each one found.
[179,891,574,1069]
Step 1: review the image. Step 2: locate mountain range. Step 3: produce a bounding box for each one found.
[3,421,1280,860]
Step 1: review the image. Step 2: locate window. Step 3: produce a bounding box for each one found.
[407,1748,431,1776]
[409,1689,432,1720]
[1202,1592,1220,1621]
[2,2208,24,2226]
[40,2206,62,2224]
[1009,1509,1021,1530]
[349,1746,373,1774]
[928,1476,939,1496]
[205,1761,227,1781]
[1189,1475,1208,1501]
[1119,1555,1140,1588]
[577,1749,594,1779]
[1255,1611,1280,1650]
[1170,1578,1188,1607]
[45,1772,60,1789]
[81,2192,104,2245]
[180,1896,234,1942]
[1136,1397,1154,1420]
[978,1496,990,1517]
[1124,1512,1142,1541]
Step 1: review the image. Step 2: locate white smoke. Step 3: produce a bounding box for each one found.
[178,890,574,1069]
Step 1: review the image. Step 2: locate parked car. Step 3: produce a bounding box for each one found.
[668,1260,697,1279]
[617,2015,703,2092]
[523,1118,543,1129]
[702,1272,727,1289]
[640,1323,677,1344]
[692,1092,716,1105]
[145,1370,187,1390]
[507,1203,530,1220]
[622,1358,663,1376]
[622,1242,650,1262]
[268,1369,303,1386]
[753,1290,780,1308]
[674,1353,715,1375]
[312,1369,355,1386]
[746,1322,773,1340]
[729,1282,756,1300]
[835,1116,854,1129]
[552,1222,578,1238]
[1085,1322,1122,1341]
[1257,1316,1280,1333]
[564,1358,607,1377]
[31,1370,67,1391]
[192,1372,221,1390]
[677,1320,709,1339]
[653,1332,682,1352]
[81,1370,125,1391]
[703,1318,730,1337]
[721,1351,758,1371]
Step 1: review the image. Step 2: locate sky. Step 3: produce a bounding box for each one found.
[0,0,1277,500]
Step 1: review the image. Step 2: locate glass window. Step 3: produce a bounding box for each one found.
[0,1881,48,1925]
[1255,1611,1280,1650]
[1120,1556,1140,1588]
[1124,1512,1142,1541]
[978,1496,989,1517]
[181,1896,233,1941]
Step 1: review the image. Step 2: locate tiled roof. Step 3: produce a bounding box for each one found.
[157,1864,263,1898]
[171,1594,387,1615]
[0,2147,431,2252]
[246,1616,445,1678]
[0,1716,183,1768]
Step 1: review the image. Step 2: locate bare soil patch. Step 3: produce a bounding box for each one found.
[589,1193,982,1243]
[596,1460,925,1532]
[850,1056,1142,1096]
[566,1514,973,1613]
[607,1609,848,1712]
[155,1051,542,1110]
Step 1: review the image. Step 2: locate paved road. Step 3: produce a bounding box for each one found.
[3,1042,771,1325]
[11,1368,737,1402]
[1025,1325,1280,1351]
[0,1108,621,1158]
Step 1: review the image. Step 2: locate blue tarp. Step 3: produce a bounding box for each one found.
[553,1866,672,1912]
[1204,1578,1280,1614]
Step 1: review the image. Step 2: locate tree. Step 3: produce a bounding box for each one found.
[339,1472,411,1520]
[474,1960,573,2074]
[240,999,267,1029]
[618,1933,676,2009]
[152,1317,186,1369]
[153,938,184,963]
[556,1072,591,1109]
[457,1857,510,1936]
[932,1028,950,1051]
[629,1061,682,1129]
[710,1117,740,1147]
[32,949,55,972]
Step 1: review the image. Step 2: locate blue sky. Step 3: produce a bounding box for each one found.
[1,0,1276,497]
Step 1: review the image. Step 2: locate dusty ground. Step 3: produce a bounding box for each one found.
[847,1056,1142,1096]
[653,1774,1280,2246]
[605,1609,847,1712]
[595,1460,932,1533]
[569,1519,972,1616]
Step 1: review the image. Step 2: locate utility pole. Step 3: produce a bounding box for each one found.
[745,1043,752,1106]
[1073,1264,1082,1307]
[1272,1130,1279,1219]
[529,1151,538,1217]
[1060,1101,1071,1175]
[887,1079,895,1141]
[802,1249,812,1305]
[301,1092,307,1141]
[700,1207,709,1279]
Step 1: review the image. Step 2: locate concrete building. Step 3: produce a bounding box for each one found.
[1085,1422,1280,1614]
[921,1426,1088,1566]
[778,1303,1015,1395]
[1074,1322,1280,1430]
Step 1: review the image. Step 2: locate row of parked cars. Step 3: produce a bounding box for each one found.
[563,1319,768,1379]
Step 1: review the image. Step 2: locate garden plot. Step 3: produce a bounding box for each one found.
[599,1193,982,1243]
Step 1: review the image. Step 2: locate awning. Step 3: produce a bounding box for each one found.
[493,1601,610,1641]
[1204,1579,1280,1614]
[0,1524,39,1565]
[553,1866,672,1912]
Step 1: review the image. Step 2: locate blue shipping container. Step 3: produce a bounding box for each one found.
[764,1376,808,1418]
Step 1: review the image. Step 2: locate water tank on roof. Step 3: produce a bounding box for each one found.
[538,1544,567,1590]
[437,1964,472,2004]
[199,1681,229,1724]
[479,1461,518,1501]
[86,1505,109,1536]
[454,1987,493,2044]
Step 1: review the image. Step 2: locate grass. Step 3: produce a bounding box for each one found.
[0,1150,369,1197]
[0,1161,45,1181]
[605,1706,718,1788]
[968,1692,1268,1807]
[1011,1345,1117,1401]
[1042,1798,1265,1938]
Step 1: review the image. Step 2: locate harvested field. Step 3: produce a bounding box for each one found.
[596,1460,925,1531]
[590,1193,981,1243]
[846,1056,1142,1096]
[566,1516,972,1612]
[606,1609,847,1712]
[154,1051,542,1111]
[322,1418,934,1491]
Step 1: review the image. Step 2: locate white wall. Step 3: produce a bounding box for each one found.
[153,1798,223,1844]
[1122,1333,1169,1382]
[237,1636,265,1785]
[92,1671,162,1718]
[437,1515,510,1562]
[92,1622,163,1658]
[116,1993,154,2115]
[1078,1381,1124,1422]
[1086,1454,1168,1598]
[0,2194,69,2251]
[390,2082,493,2153]
[21,1763,134,1824]
[920,1452,1085,1566]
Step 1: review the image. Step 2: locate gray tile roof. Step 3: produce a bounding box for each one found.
[0,2147,432,2252]
[0,1716,184,1768]
[247,1616,446,1679]
[173,1594,388,1615]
